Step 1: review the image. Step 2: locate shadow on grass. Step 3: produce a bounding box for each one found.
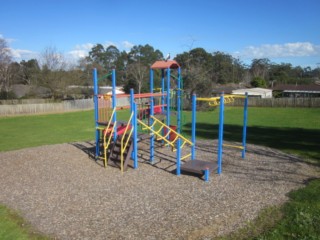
[183,123,320,165]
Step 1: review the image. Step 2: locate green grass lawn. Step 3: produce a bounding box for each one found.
[0,205,48,240]
[0,107,319,239]
[181,107,320,163]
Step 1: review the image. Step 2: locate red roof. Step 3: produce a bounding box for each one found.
[151,60,180,69]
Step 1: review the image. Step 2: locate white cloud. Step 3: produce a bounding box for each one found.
[67,50,88,59]
[121,40,134,50]
[103,40,134,52]
[238,42,320,59]
[66,43,94,60]
[104,41,118,48]
[74,43,95,51]
[0,34,17,44]
[10,48,38,60]
[67,40,135,61]
[4,40,137,63]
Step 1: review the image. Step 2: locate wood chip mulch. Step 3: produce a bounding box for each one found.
[0,139,319,239]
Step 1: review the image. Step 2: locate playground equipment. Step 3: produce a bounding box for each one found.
[189,93,249,176]
[92,60,184,173]
[92,62,249,181]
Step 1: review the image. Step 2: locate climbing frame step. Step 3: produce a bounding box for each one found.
[180,159,218,175]
[108,134,134,172]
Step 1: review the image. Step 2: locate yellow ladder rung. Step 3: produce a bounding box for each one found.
[180,140,187,149]
[171,135,179,144]
[155,125,165,135]
[163,130,171,138]
[181,153,191,161]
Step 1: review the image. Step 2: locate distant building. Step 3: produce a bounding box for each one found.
[232,88,273,98]
[272,84,320,98]
[98,86,124,95]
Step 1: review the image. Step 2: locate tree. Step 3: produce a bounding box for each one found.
[125,44,163,94]
[84,44,123,86]
[269,63,292,85]
[250,58,270,80]
[38,46,69,99]
[105,45,120,69]
[0,37,13,98]
[88,44,106,66]
[175,48,213,97]
[211,51,235,84]
[40,46,66,71]
[87,44,121,70]
[20,59,40,85]
[251,77,267,88]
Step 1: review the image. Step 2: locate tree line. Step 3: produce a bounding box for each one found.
[0,37,319,100]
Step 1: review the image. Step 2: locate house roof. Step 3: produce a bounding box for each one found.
[212,86,237,94]
[232,88,272,95]
[151,60,180,69]
[273,84,320,92]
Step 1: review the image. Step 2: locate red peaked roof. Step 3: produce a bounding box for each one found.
[151,60,180,69]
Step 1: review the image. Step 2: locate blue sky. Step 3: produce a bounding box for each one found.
[1,0,320,68]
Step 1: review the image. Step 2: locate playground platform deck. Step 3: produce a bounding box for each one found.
[0,139,318,239]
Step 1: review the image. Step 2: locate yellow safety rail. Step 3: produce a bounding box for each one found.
[120,112,134,173]
[138,116,193,161]
[96,108,116,167]
[197,94,247,106]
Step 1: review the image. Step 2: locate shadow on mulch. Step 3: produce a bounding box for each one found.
[183,123,320,166]
[71,141,101,164]
[70,139,206,180]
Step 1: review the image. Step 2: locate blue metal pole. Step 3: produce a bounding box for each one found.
[166,68,171,130]
[111,68,117,141]
[204,168,209,182]
[150,69,154,163]
[93,68,99,159]
[130,88,137,163]
[133,102,138,169]
[177,67,181,134]
[217,93,224,174]
[176,138,181,175]
[242,92,248,159]
[130,89,134,114]
[191,94,196,160]
[161,69,165,112]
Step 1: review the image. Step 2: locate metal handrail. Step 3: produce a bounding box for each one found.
[120,112,134,173]
[103,121,117,168]
[96,107,116,167]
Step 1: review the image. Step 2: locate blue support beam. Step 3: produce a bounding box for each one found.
[150,69,154,163]
[177,67,181,134]
[217,93,224,174]
[191,94,196,160]
[204,168,209,182]
[176,138,181,176]
[161,69,165,113]
[166,68,171,131]
[242,92,248,159]
[93,68,100,159]
[133,100,138,169]
[111,68,117,141]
